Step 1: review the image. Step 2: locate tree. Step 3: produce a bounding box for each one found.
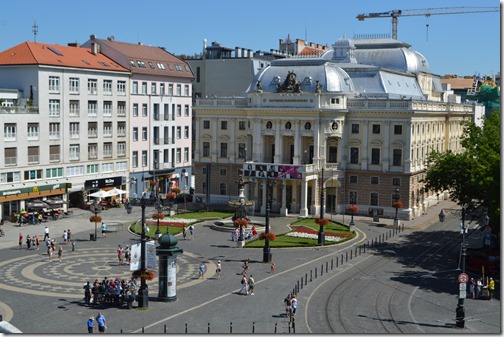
[424,111,500,231]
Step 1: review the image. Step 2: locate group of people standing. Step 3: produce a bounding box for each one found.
[182,225,194,240]
[469,276,495,300]
[18,226,71,263]
[87,312,106,333]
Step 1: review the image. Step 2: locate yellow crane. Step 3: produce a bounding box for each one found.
[356,7,499,40]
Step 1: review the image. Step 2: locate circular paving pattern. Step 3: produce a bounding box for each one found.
[0,248,206,298]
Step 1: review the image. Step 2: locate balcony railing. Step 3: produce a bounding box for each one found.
[0,106,39,114]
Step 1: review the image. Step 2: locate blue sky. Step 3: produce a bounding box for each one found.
[0,0,500,76]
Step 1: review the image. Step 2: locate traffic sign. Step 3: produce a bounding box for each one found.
[458,272,469,283]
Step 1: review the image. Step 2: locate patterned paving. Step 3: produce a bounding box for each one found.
[0,248,208,298]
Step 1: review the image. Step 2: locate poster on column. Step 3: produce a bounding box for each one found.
[167,256,177,297]
[130,243,141,272]
[146,240,157,270]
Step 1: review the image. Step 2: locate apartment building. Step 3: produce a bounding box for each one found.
[0,41,130,219]
[192,37,485,220]
[82,36,194,198]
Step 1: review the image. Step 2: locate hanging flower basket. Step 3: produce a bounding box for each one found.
[347,205,359,214]
[150,180,158,187]
[259,232,276,241]
[132,269,155,281]
[392,201,403,209]
[315,218,330,226]
[166,193,177,200]
[234,218,249,228]
[89,215,102,223]
[152,212,165,220]
[171,187,181,194]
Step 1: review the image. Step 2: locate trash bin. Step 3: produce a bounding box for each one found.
[89,234,96,241]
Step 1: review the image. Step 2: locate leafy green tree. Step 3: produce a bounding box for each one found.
[424,111,500,231]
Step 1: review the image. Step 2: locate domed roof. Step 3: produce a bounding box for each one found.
[332,37,355,48]
[249,58,355,94]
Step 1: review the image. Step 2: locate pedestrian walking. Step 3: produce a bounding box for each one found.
[216,260,222,280]
[124,245,130,264]
[47,246,53,262]
[248,275,255,295]
[189,225,194,239]
[240,274,248,295]
[43,226,49,240]
[101,223,107,238]
[31,235,36,249]
[87,317,95,333]
[63,230,68,244]
[489,277,495,299]
[35,235,40,250]
[182,226,187,240]
[291,295,298,316]
[95,312,106,333]
[67,229,72,243]
[26,234,31,250]
[117,245,123,266]
[58,245,63,262]
[199,262,206,279]
[37,213,43,225]
[19,232,23,249]
[284,294,292,317]
[477,278,483,299]
[271,262,275,273]
[83,281,92,305]
[242,258,250,275]
[469,278,476,299]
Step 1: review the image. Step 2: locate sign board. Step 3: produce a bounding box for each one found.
[129,241,157,271]
[458,272,469,283]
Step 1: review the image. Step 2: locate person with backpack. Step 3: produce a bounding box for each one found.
[189,225,194,239]
[240,274,248,295]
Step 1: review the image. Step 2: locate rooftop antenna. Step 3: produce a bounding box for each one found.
[32,20,38,42]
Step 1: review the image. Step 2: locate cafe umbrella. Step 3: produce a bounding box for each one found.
[26,200,50,210]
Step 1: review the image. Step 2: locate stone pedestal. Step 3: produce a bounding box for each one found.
[237,240,245,248]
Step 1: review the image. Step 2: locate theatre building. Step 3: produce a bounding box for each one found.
[192,37,484,220]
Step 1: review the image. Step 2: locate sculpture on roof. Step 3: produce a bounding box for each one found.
[256,80,263,93]
[276,71,303,93]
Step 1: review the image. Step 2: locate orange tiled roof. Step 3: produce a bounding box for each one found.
[298,46,324,56]
[0,42,129,72]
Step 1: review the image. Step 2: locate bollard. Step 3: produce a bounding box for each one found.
[305,273,307,285]
[310,270,313,282]
[300,277,303,289]
[315,267,317,278]
[288,321,291,334]
[72,242,75,252]
[297,280,300,291]
[350,250,353,260]
[326,261,328,273]
[341,254,343,265]
[386,231,388,240]
[336,257,338,267]
[274,322,277,333]
[164,325,167,333]
[346,251,348,262]
[252,321,255,333]
[292,316,296,333]
[321,264,323,276]
[120,329,123,334]
[359,246,361,255]
[185,323,188,334]
[355,247,358,256]
[230,322,232,333]
[364,243,366,253]
[208,322,210,334]
[382,233,385,243]
[331,259,333,270]
[142,327,144,333]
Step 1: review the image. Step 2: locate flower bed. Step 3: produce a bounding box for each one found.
[285,228,353,242]
[145,217,196,227]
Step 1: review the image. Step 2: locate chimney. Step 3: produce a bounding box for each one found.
[235,47,242,58]
[68,42,80,48]
[248,49,253,58]
[91,42,99,55]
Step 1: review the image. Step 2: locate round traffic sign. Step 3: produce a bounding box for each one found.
[458,272,469,283]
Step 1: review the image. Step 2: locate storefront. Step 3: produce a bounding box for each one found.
[0,183,71,221]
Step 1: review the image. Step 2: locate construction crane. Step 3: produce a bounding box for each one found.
[356,7,499,40]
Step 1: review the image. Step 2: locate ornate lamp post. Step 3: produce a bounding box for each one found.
[392,188,400,227]
[154,202,164,241]
[137,194,149,307]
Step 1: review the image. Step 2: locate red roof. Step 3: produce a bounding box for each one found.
[0,41,129,72]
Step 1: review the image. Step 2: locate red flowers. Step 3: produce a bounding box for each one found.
[259,232,276,241]
[89,215,102,223]
[347,205,359,214]
[152,213,165,220]
[166,193,177,200]
[392,201,403,209]
[132,269,155,281]
[315,218,330,226]
[234,218,249,228]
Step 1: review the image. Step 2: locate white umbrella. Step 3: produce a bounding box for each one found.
[88,190,112,198]
[107,187,128,196]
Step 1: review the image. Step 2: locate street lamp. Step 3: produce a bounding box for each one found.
[138,194,149,308]
[318,167,325,245]
[154,202,163,240]
[393,188,400,226]
[349,191,356,227]
[438,206,468,329]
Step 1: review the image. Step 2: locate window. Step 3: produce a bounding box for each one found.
[328,146,337,163]
[372,124,380,134]
[370,176,379,184]
[219,183,227,195]
[142,82,147,94]
[103,122,112,137]
[176,148,182,163]
[371,148,380,165]
[132,151,138,167]
[142,151,148,166]
[394,125,402,135]
[49,123,60,139]
[133,127,138,141]
[69,100,80,116]
[392,177,401,186]
[184,126,189,138]
[184,84,190,96]
[69,144,80,160]
[87,79,97,95]
[46,167,63,178]
[370,193,378,206]
[4,148,16,165]
[176,105,181,117]
[4,124,16,140]
[151,82,157,95]
[27,123,39,140]
[27,146,39,163]
[69,77,80,93]
[349,175,358,183]
[331,97,340,104]
[238,143,246,158]
[117,142,126,156]
[102,163,114,172]
[88,122,97,138]
[117,81,126,95]
[203,142,210,157]
[49,76,60,92]
[117,101,126,116]
[203,120,210,129]
[393,149,402,166]
[24,169,42,181]
[142,104,148,116]
[184,105,190,116]
[88,144,98,159]
[87,101,97,116]
[0,171,21,183]
[133,103,138,117]
[115,161,127,171]
[176,84,181,96]
[351,124,359,134]
[160,83,165,95]
[184,147,189,162]
[103,101,112,116]
[220,143,228,157]
[176,126,181,139]
[49,99,60,117]
[103,143,112,157]
[69,122,80,138]
[87,164,99,174]
[132,81,138,94]
[137,60,146,68]
[49,145,60,161]
[220,168,227,176]
[350,147,359,164]
[103,80,112,95]
[239,121,246,130]
[67,165,84,176]
[221,121,227,130]
[142,127,148,141]
[168,83,173,95]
